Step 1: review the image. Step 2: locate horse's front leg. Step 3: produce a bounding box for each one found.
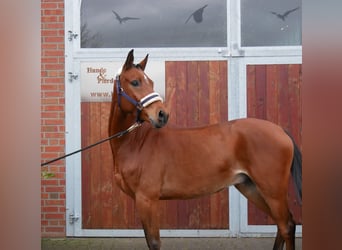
[135,194,161,250]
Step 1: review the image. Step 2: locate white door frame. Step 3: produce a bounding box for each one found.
[65,0,302,237]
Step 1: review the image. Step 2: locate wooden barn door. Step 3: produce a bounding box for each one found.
[246,64,302,226]
[81,60,229,230]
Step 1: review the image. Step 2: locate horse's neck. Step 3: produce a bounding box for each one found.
[108,103,150,154]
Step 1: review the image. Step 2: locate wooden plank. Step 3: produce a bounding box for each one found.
[100,102,113,228]
[162,62,178,228]
[181,61,204,228]
[165,62,177,126]
[265,65,279,124]
[159,199,176,228]
[210,190,229,229]
[112,187,126,228]
[199,61,210,125]
[247,64,275,225]
[287,64,302,224]
[277,65,290,130]
[255,65,267,119]
[209,61,228,229]
[209,61,220,124]
[246,65,256,118]
[89,102,102,228]
[81,102,91,228]
[186,61,199,127]
[175,61,187,127]
[219,61,228,122]
[288,64,302,145]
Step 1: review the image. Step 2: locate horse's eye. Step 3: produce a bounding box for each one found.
[130,80,140,87]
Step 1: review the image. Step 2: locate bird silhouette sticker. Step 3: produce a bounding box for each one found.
[270,7,300,21]
[112,10,140,24]
[185,4,208,24]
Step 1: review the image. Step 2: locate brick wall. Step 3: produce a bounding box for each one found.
[41,0,66,237]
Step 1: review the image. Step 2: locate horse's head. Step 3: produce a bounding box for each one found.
[115,49,169,128]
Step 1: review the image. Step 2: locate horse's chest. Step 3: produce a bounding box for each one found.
[114,154,141,193]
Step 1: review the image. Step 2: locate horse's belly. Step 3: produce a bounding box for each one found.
[159,170,241,200]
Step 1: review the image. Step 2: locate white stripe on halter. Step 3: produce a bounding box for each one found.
[140,92,164,108]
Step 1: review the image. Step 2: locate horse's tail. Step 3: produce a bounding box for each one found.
[285,130,302,204]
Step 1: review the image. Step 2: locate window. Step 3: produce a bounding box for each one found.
[81,0,227,48]
[241,0,301,47]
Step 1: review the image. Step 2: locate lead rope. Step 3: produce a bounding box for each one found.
[40,122,141,166]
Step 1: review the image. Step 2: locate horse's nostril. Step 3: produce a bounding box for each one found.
[158,110,169,123]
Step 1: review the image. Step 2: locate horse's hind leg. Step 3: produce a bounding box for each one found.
[235,181,283,249]
[266,198,296,250]
[135,194,161,250]
[235,177,286,250]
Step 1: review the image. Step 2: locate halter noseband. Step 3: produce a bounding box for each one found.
[116,75,163,123]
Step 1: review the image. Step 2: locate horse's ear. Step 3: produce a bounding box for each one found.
[123,49,134,71]
[138,54,149,71]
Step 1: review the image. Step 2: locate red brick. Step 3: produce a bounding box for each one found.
[44,9,64,16]
[41,179,59,186]
[41,193,49,199]
[41,139,49,144]
[48,139,60,145]
[43,105,64,112]
[58,30,64,36]
[41,99,59,106]
[45,185,64,191]
[42,30,58,36]
[41,3,57,9]
[46,200,65,206]
[42,57,59,64]
[42,206,59,213]
[45,146,65,152]
[41,16,57,23]
[44,37,64,43]
[42,43,58,49]
[41,112,59,120]
[44,78,65,84]
[54,173,65,179]
[41,125,58,132]
[44,23,64,29]
[44,132,64,139]
[44,50,64,57]
[48,221,59,226]
[45,64,64,70]
[41,84,59,90]
[45,227,64,233]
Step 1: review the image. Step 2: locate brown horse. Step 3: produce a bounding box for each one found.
[108,49,302,250]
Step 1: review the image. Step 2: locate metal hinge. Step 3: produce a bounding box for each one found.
[68,72,78,82]
[69,212,80,224]
[67,30,78,41]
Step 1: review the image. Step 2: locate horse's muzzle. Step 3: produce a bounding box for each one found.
[151,109,169,128]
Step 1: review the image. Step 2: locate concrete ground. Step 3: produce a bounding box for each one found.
[42,237,302,250]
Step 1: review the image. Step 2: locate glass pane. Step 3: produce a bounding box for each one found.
[81,0,227,48]
[241,0,301,47]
